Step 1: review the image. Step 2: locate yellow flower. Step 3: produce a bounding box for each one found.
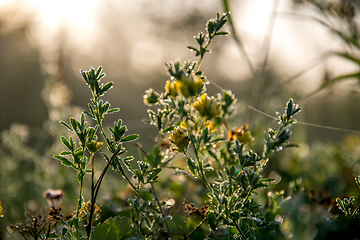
[192,93,221,119]
[190,75,204,95]
[165,80,178,97]
[169,126,190,152]
[227,124,254,146]
[181,118,216,134]
[205,121,216,133]
[175,74,204,97]
[176,80,189,97]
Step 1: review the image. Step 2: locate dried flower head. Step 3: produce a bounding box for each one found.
[43,189,63,208]
[183,200,209,219]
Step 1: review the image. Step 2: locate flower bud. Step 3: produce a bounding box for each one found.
[143,88,160,105]
[169,127,190,152]
[87,140,103,153]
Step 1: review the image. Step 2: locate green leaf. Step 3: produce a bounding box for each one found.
[84,110,94,119]
[207,212,218,231]
[70,117,77,131]
[101,82,114,93]
[215,31,229,36]
[60,121,72,130]
[107,108,120,114]
[60,151,72,156]
[208,149,218,161]
[54,155,74,168]
[147,168,162,183]
[91,216,142,240]
[47,233,60,238]
[142,190,153,201]
[61,136,72,150]
[121,134,139,143]
[187,46,200,56]
[355,176,360,189]
[61,227,68,236]
[187,158,196,175]
[336,52,360,65]
[135,169,144,183]
[336,198,346,214]
[162,126,175,133]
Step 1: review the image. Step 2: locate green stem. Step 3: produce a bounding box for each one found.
[187,218,206,238]
[116,161,142,198]
[191,141,213,192]
[86,153,96,238]
[233,220,248,240]
[92,96,111,147]
[195,29,219,72]
[75,171,84,239]
[151,183,173,239]
[205,230,214,239]
[96,117,111,147]
[75,173,84,219]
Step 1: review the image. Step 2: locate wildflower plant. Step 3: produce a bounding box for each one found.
[141,12,302,239]
[10,12,303,240]
[53,66,139,239]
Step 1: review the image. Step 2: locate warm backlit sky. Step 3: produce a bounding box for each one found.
[0,0,357,92]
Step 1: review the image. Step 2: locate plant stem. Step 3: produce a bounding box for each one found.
[188,218,206,238]
[86,154,96,238]
[116,160,142,198]
[75,171,84,239]
[190,141,212,191]
[86,149,121,237]
[195,36,213,73]
[75,175,84,219]
[233,220,248,240]
[151,183,173,239]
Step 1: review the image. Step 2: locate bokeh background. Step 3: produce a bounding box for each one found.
[1,0,360,239]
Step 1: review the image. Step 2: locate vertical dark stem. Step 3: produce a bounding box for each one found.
[86,149,120,238]
[86,154,96,238]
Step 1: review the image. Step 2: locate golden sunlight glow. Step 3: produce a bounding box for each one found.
[0,0,100,46]
[25,0,98,26]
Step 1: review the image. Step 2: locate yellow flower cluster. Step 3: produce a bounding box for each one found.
[180,118,216,134]
[169,126,190,152]
[192,93,221,119]
[227,124,254,146]
[165,74,204,97]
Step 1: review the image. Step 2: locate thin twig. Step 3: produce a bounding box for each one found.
[187,218,206,238]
